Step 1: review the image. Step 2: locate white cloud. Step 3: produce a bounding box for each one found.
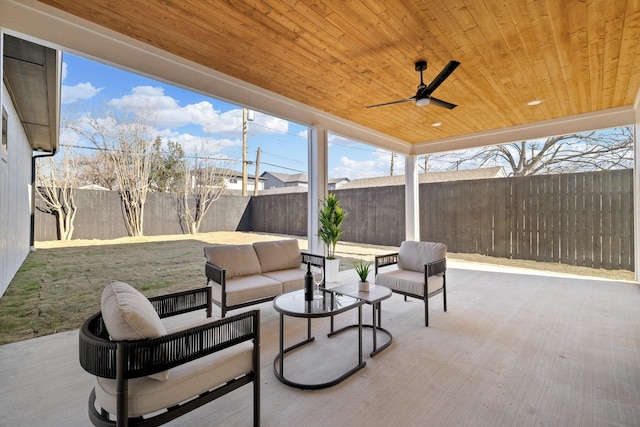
[330,153,395,179]
[154,131,241,155]
[108,86,289,138]
[61,62,104,104]
[62,82,104,104]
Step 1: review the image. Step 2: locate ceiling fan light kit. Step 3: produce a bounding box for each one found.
[366,59,460,110]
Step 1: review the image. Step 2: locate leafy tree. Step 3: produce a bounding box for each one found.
[149,137,186,192]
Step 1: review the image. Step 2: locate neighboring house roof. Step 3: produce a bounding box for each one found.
[3,35,60,153]
[79,184,109,191]
[339,167,507,190]
[257,186,310,195]
[200,168,265,181]
[329,177,350,186]
[261,171,308,184]
[261,172,349,187]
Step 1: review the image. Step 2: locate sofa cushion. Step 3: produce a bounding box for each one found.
[204,244,262,279]
[397,241,447,273]
[262,268,306,293]
[217,275,282,307]
[253,240,301,273]
[100,281,169,381]
[375,269,444,296]
[95,338,254,417]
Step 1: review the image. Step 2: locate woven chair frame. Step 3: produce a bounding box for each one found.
[78,287,260,427]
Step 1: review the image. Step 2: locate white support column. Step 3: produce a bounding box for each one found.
[634,90,640,282]
[308,125,329,255]
[405,155,420,242]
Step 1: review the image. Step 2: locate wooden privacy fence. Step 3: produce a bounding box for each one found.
[422,170,633,270]
[35,170,634,271]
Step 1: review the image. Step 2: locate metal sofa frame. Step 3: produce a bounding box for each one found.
[206,252,325,317]
[375,253,447,326]
[79,287,260,427]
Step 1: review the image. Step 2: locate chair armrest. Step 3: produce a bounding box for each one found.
[375,253,399,274]
[426,258,446,277]
[205,261,225,285]
[149,287,211,319]
[301,252,326,269]
[79,309,260,380]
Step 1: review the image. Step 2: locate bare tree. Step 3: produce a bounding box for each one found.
[177,154,231,234]
[76,150,117,189]
[69,113,154,236]
[442,126,633,176]
[35,145,79,240]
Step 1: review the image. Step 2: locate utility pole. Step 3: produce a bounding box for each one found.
[390,152,395,176]
[241,108,254,196]
[253,147,261,196]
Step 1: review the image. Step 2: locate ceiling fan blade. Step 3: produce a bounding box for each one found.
[429,97,457,109]
[365,97,414,108]
[425,60,460,95]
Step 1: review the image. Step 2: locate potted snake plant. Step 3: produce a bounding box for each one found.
[352,258,372,291]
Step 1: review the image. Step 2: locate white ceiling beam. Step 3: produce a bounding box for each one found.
[412,106,636,155]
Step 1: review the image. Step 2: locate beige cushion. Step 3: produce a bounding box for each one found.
[375,269,444,296]
[203,244,262,279]
[100,281,169,381]
[262,268,306,293]
[253,240,301,272]
[397,241,447,273]
[221,275,282,307]
[95,338,254,418]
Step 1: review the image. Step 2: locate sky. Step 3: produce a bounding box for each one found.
[60,53,413,180]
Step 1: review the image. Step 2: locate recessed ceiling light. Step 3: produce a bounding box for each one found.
[432,122,442,127]
[527,100,543,106]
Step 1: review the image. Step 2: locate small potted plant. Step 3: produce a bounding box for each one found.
[318,193,346,282]
[352,258,372,292]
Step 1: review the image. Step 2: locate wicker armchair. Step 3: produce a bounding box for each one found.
[79,282,260,427]
[375,241,447,327]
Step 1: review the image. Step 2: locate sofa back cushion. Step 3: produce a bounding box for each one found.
[253,240,301,273]
[203,244,262,279]
[398,241,447,273]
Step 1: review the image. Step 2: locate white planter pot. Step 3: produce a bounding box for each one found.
[325,258,340,283]
[358,281,370,292]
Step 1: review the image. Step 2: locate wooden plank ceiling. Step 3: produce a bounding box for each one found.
[38,0,640,145]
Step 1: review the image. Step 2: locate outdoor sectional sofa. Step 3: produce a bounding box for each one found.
[204,239,325,317]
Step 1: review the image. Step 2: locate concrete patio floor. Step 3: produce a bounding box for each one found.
[1,261,639,426]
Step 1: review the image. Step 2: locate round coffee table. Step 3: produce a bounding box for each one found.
[273,288,365,389]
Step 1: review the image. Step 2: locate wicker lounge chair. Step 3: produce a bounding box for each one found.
[79,281,260,427]
[375,241,447,326]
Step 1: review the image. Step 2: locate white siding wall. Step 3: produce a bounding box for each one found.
[0,83,33,298]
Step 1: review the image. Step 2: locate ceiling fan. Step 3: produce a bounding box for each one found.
[366,60,460,109]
